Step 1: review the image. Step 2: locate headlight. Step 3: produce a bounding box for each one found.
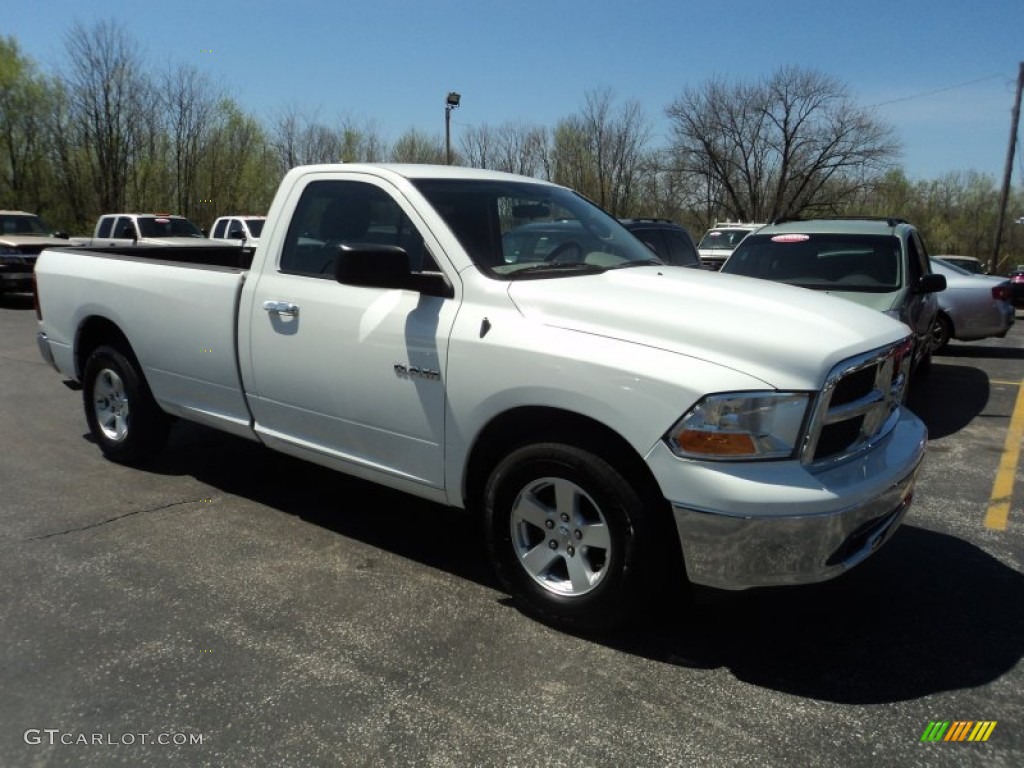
[666,391,810,460]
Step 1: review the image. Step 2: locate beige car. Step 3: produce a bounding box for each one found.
[0,210,73,295]
[934,254,986,274]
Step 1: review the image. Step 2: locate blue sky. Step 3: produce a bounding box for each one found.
[8,0,1023,182]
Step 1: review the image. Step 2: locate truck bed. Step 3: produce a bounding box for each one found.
[52,244,255,269]
[35,245,256,439]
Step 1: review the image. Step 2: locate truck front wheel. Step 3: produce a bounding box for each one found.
[82,345,170,464]
[483,443,656,634]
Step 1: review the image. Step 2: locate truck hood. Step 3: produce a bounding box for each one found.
[0,234,73,252]
[505,266,910,390]
[818,289,899,314]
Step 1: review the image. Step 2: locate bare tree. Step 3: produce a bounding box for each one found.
[269,106,380,171]
[460,121,549,176]
[62,20,152,213]
[666,66,901,223]
[550,88,652,214]
[158,63,222,218]
[459,123,496,169]
[270,106,339,169]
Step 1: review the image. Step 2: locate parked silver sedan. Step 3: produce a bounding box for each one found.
[929,257,1015,352]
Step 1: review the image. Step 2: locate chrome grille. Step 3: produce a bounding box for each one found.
[802,338,912,464]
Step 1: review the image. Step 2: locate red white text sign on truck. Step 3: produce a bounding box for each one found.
[34,163,927,634]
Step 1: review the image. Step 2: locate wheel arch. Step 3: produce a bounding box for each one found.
[936,308,955,332]
[469,406,690,628]
[75,316,138,380]
[462,406,678,554]
[931,309,955,351]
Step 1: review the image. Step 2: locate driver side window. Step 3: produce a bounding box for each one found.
[280,180,437,278]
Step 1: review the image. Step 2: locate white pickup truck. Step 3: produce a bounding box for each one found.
[34,163,927,633]
[208,215,266,248]
[71,212,219,247]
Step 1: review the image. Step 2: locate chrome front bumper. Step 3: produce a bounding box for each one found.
[672,464,918,589]
[651,406,927,591]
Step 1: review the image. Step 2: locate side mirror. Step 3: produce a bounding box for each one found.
[53,231,70,239]
[228,228,246,240]
[335,244,453,298]
[916,273,947,294]
[335,243,410,287]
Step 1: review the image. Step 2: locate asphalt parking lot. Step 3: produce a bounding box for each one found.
[1,291,1021,768]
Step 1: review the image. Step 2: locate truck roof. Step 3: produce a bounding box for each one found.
[284,163,561,185]
[101,213,192,218]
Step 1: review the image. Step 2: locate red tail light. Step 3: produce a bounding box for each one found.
[993,284,1011,301]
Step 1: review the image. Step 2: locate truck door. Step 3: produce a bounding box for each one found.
[241,176,457,492]
[905,232,940,359]
[109,216,139,246]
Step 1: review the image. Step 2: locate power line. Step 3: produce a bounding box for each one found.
[869,74,1005,108]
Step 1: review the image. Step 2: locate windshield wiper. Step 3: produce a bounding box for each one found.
[607,258,664,270]
[506,262,608,279]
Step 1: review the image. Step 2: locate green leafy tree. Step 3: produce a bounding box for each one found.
[390,127,445,164]
[0,36,60,215]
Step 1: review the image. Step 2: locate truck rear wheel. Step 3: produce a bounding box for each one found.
[82,345,170,464]
[483,443,656,634]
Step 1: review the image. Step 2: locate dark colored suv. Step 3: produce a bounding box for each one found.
[618,218,701,268]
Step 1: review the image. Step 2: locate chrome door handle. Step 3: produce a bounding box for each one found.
[262,300,299,316]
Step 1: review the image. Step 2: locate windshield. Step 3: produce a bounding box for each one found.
[137,216,204,238]
[412,179,662,278]
[0,213,52,236]
[697,229,753,251]
[721,233,903,292]
[938,256,982,274]
[932,258,971,276]
[245,219,265,237]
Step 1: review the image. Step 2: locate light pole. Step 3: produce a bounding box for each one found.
[445,91,460,165]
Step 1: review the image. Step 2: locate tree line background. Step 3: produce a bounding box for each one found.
[2,22,1023,270]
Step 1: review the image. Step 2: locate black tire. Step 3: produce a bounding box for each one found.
[915,347,932,377]
[82,344,171,464]
[929,314,952,354]
[483,442,658,634]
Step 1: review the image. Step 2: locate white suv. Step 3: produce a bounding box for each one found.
[696,221,765,270]
[719,217,946,379]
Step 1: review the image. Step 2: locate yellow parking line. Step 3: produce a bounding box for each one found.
[985,378,1024,530]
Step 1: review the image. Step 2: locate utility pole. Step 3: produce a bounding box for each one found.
[445,92,461,165]
[992,62,1024,273]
